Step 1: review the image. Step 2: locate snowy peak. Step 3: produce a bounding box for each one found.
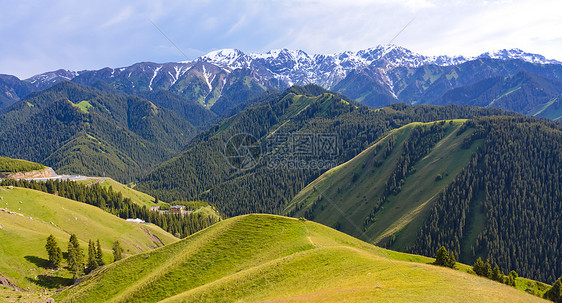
[26,69,81,90]
[194,45,560,70]
[6,45,560,109]
[199,49,247,68]
[188,45,561,88]
[477,49,562,65]
[190,45,476,87]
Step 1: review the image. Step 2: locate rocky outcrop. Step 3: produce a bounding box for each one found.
[3,167,57,179]
[0,273,24,291]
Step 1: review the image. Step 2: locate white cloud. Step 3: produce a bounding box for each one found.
[1,0,561,78]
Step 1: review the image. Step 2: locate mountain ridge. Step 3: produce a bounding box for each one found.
[2,45,561,115]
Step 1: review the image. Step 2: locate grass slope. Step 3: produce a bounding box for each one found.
[78,179,222,221]
[0,157,44,174]
[55,214,546,303]
[0,186,178,290]
[285,120,480,250]
[78,178,161,208]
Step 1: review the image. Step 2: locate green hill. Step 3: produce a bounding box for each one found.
[0,82,198,182]
[137,85,510,214]
[286,117,562,284]
[0,156,44,174]
[77,178,161,209]
[285,120,477,248]
[0,186,178,291]
[54,214,547,303]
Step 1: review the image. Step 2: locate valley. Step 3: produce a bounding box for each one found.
[0,45,561,302]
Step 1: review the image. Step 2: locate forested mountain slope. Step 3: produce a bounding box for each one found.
[288,116,561,284]
[286,120,478,246]
[137,85,512,216]
[412,117,561,283]
[0,82,197,182]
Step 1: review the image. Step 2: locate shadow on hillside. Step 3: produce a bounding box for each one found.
[24,256,50,269]
[26,275,74,289]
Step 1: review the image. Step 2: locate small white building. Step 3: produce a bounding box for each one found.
[126,218,146,224]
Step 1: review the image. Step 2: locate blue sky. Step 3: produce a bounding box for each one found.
[1,0,561,78]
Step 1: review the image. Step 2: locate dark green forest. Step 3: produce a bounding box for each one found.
[138,85,513,216]
[411,117,562,283]
[0,82,198,182]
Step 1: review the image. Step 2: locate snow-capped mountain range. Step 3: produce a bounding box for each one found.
[194,45,561,87]
[1,44,562,113]
[21,44,562,92]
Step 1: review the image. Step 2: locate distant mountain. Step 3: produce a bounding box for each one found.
[438,71,562,119]
[0,82,198,182]
[2,45,562,117]
[0,74,33,108]
[26,69,80,91]
[196,45,561,88]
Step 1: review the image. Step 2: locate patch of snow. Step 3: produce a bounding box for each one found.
[149,66,162,91]
[202,65,213,92]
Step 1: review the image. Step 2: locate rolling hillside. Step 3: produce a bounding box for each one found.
[285,120,478,248]
[0,186,178,291]
[77,178,161,209]
[286,117,562,284]
[54,214,548,303]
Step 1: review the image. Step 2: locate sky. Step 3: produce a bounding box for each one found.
[1,0,561,79]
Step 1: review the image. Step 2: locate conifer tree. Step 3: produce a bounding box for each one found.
[506,270,518,286]
[112,240,124,262]
[492,264,504,282]
[484,260,493,278]
[95,239,104,266]
[545,277,562,303]
[45,235,62,268]
[473,257,487,277]
[67,234,84,279]
[434,246,455,268]
[448,251,456,268]
[87,240,99,272]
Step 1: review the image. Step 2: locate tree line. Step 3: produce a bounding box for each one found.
[0,179,218,238]
[46,234,124,280]
[433,246,562,302]
[363,122,449,227]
